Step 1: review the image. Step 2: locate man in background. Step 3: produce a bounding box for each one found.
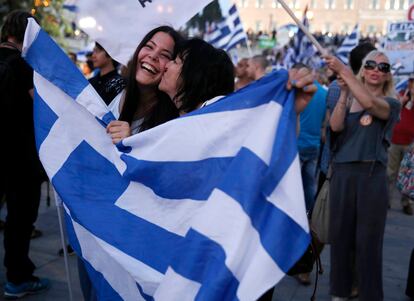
[234,58,252,90]
[246,55,269,81]
[0,10,49,298]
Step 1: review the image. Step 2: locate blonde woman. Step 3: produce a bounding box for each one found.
[324,51,401,301]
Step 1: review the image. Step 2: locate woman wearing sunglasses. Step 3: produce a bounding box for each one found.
[324,51,401,301]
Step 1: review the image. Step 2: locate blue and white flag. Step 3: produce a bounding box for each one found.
[74,0,213,65]
[63,0,78,12]
[336,25,359,65]
[23,19,309,300]
[290,6,316,67]
[205,4,248,51]
[396,77,409,93]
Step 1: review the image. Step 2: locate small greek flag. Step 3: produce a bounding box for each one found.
[205,4,248,51]
[336,25,359,65]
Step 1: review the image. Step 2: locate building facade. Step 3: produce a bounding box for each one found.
[237,0,413,35]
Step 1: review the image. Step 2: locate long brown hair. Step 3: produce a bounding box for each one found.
[119,26,182,131]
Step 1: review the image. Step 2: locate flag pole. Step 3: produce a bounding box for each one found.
[276,0,327,55]
[54,190,75,301]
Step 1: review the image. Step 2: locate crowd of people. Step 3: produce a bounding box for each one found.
[0,8,413,301]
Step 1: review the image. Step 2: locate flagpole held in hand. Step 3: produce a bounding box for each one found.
[276,0,327,56]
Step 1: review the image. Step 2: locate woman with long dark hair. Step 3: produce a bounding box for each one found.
[158,38,315,116]
[106,26,182,142]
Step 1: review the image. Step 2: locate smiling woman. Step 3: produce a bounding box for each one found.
[106,26,183,143]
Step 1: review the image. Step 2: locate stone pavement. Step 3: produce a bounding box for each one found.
[0,182,413,301]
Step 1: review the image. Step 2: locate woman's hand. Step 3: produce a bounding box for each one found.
[106,120,131,144]
[323,54,348,75]
[337,75,350,94]
[287,67,317,114]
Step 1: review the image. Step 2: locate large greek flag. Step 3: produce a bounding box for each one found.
[23,19,309,300]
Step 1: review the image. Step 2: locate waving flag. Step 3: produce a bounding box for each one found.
[75,0,213,65]
[396,77,409,93]
[336,25,359,64]
[23,19,309,300]
[205,4,248,51]
[290,6,316,67]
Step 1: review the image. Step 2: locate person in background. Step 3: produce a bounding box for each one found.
[388,73,414,215]
[317,42,376,300]
[326,50,400,301]
[0,10,50,298]
[81,51,94,78]
[68,51,77,64]
[234,58,252,90]
[318,43,376,197]
[246,55,269,81]
[295,63,327,286]
[89,43,126,105]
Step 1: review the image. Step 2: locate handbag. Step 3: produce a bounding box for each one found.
[397,144,414,199]
[311,179,330,244]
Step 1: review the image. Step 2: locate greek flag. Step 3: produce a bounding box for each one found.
[336,25,359,64]
[23,19,309,300]
[205,4,248,51]
[290,6,316,67]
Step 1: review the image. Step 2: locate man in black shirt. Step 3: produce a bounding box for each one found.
[89,43,126,105]
[0,10,49,298]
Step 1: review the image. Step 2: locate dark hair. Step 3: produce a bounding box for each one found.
[292,62,311,70]
[251,55,269,71]
[175,38,235,113]
[94,42,120,69]
[1,10,35,43]
[119,26,182,131]
[349,42,376,75]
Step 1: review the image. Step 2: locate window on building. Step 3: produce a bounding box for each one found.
[390,0,405,9]
[256,20,262,31]
[369,0,380,9]
[345,0,353,9]
[325,0,336,9]
[239,0,248,8]
[256,0,264,8]
[271,0,281,8]
[294,0,300,9]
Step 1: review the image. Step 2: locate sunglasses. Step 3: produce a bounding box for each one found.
[364,60,391,73]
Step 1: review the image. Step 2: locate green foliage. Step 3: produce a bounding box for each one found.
[0,0,72,46]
